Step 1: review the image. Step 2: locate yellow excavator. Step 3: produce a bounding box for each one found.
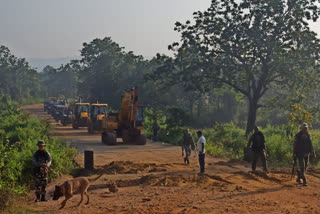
[101,88,146,145]
[88,103,108,133]
[72,103,90,129]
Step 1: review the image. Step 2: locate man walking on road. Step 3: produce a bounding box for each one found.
[197,131,206,174]
[181,129,195,165]
[33,140,52,202]
[293,123,315,186]
[247,126,268,173]
[152,119,160,141]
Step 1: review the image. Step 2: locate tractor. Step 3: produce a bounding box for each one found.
[72,103,90,129]
[88,103,108,133]
[101,88,146,145]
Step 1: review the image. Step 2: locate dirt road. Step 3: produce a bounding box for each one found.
[23,104,319,214]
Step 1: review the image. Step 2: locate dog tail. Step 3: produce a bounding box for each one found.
[88,174,103,182]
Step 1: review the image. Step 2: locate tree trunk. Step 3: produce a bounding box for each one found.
[245,98,258,136]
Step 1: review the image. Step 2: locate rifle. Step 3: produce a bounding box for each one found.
[291,157,297,180]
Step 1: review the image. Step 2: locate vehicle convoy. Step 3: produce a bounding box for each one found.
[88,104,108,133]
[44,97,57,112]
[60,108,72,126]
[101,88,146,145]
[53,105,67,122]
[72,103,90,129]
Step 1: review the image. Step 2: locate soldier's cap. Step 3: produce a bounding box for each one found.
[37,140,46,146]
[301,123,308,129]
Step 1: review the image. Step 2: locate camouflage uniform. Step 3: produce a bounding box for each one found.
[247,130,268,172]
[33,144,52,202]
[182,132,195,164]
[293,129,315,186]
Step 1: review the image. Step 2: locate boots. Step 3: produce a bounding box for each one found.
[41,194,47,202]
[35,192,41,202]
[302,178,308,186]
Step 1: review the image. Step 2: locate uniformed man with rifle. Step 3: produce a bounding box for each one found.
[181,128,196,165]
[247,126,268,173]
[33,140,52,202]
[292,123,315,186]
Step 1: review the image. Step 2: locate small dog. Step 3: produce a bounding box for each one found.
[53,174,103,209]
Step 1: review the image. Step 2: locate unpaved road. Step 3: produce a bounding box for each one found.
[23,104,320,214]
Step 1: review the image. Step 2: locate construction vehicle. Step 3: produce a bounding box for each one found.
[88,103,108,133]
[101,88,146,145]
[53,105,68,122]
[72,103,90,129]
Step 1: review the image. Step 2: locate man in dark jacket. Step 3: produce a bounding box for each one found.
[247,126,268,173]
[293,123,315,186]
[152,120,160,141]
[181,129,195,164]
[33,140,52,202]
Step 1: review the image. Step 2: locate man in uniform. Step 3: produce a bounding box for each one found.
[293,123,315,186]
[181,129,195,164]
[33,140,52,202]
[197,131,206,174]
[247,126,268,173]
[152,119,160,141]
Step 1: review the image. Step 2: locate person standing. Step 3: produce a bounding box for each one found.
[181,129,195,165]
[247,126,268,173]
[152,119,160,141]
[293,123,315,186]
[197,131,206,174]
[33,140,52,202]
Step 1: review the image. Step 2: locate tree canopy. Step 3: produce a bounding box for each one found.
[0,46,40,102]
[157,0,320,134]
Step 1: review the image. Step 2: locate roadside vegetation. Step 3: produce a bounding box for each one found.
[0,95,77,212]
[144,108,319,168]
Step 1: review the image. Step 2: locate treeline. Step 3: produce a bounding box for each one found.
[39,37,247,128]
[0,46,43,104]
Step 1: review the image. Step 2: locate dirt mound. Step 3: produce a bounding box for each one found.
[115,174,230,188]
[98,161,167,174]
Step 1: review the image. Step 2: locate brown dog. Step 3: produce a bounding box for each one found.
[53,174,103,209]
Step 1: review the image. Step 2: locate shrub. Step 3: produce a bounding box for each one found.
[0,97,77,211]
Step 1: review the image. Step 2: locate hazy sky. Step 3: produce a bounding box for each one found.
[1,0,320,59]
[0,0,211,59]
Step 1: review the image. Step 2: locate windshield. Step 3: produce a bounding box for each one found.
[76,105,89,113]
[92,106,108,115]
[136,106,143,122]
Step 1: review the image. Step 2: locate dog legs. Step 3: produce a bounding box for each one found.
[60,194,72,209]
[78,192,84,206]
[85,191,89,205]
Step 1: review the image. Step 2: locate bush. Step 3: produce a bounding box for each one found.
[148,118,319,168]
[194,123,246,159]
[144,107,188,145]
[0,96,77,211]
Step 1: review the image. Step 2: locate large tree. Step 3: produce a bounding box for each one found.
[164,0,320,134]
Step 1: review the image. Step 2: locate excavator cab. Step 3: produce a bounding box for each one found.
[88,104,108,133]
[72,103,90,129]
[101,88,146,145]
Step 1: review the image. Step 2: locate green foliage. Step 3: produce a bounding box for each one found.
[144,107,188,145]
[198,123,246,159]
[160,0,320,134]
[0,96,77,211]
[149,119,319,167]
[0,46,41,102]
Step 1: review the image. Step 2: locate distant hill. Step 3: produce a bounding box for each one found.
[27,56,80,72]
